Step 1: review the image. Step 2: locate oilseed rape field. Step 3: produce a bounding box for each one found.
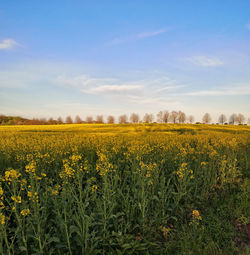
[0,124,249,254]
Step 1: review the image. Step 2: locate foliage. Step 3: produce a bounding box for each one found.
[0,123,249,254]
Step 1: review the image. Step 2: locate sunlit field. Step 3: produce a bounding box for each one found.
[0,124,249,254]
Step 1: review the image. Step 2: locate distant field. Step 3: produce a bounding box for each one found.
[0,124,249,254]
[1,122,250,133]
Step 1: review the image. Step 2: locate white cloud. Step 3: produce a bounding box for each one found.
[89,84,142,94]
[57,74,143,95]
[0,38,18,50]
[56,74,184,96]
[2,62,249,119]
[186,86,250,96]
[56,75,117,89]
[137,28,167,39]
[108,28,167,45]
[188,56,224,67]
[156,85,186,93]
[56,73,185,109]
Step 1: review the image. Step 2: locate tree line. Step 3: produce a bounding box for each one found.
[0,112,249,125]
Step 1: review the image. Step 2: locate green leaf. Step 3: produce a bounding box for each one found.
[47,236,60,244]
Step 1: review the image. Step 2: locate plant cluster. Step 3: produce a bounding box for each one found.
[0,123,249,254]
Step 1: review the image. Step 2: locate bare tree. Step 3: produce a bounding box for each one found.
[202,113,212,124]
[188,115,195,124]
[130,113,140,123]
[96,115,104,124]
[237,113,245,124]
[163,111,170,123]
[178,111,186,123]
[75,115,82,124]
[157,111,170,123]
[66,115,73,124]
[229,113,237,125]
[157,111,164,123]
[86,116,93,124]
[118,114,128,124]
[170,111,178,123]
[218,114,227,124]
[57,116,63,124]
[107,115,115,124]
[143,113,154,123]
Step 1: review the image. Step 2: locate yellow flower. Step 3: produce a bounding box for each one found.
[17,196,22,203]
[20,209,30,216]
[51,189,59,195]
[20,179,27,190]
[27,191,39,203]
[0,213,5,225]
[25,161,36,174]
[0,186,3,196]
[4,169,21,181]
[11,196,22,204]
[96,152,114,176]
[161,226,171,237]
[192,210,202,220]
[59,159,75,178]
[71,154,82,162]
[91,185,98,193]
[0,201,4,209]
[192,210,199,217]
[176,163,194,179]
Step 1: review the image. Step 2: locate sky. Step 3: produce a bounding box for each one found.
[0,0,250,122]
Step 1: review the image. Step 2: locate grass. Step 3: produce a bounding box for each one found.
[0,123,249,254]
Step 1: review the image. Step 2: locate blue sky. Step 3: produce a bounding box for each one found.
[0,0,250,122]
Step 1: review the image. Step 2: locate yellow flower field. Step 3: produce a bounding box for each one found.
[0,123,249,254]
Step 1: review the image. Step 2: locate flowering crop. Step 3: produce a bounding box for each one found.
[0,123,249,254]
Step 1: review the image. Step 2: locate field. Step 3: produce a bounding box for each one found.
[0,123,249,254]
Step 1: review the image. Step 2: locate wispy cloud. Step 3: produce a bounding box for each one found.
[156,85,186,93]
[2,61,250,119]
[57,74,143,95]
[56,74,184,95]
[108,28,167,45]
[89,84,142,94]
[56,73,184,109]
[187,56,224,67]
[56,75,117,90]
[0,38,18,50]
[186,86,250,96]
[137,28,167,39]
